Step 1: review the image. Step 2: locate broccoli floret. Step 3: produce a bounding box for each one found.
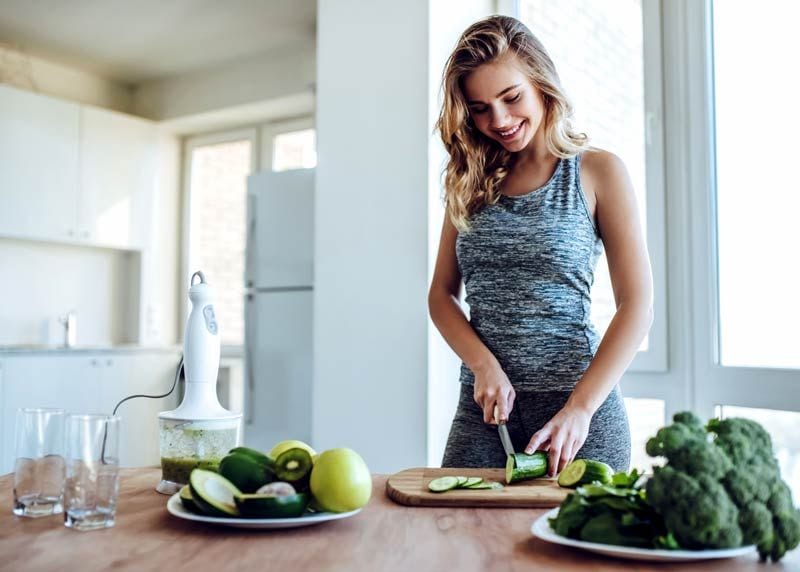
[645,465,742,549]
[738,502,774,547]
[724,470,772,507]
[768,480,795,515]
[705,416,799,562]
[770,509,800,562]
[646,424,730,480]
[707,417,777,467]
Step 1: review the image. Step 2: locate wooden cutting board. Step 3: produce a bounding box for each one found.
[386,467,569,508]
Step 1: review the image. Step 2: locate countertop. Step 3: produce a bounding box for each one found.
[1,468,798,572]
[0,344,182,355]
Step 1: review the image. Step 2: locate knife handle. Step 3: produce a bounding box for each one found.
[493,404,504,425]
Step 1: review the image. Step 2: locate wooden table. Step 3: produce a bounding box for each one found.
[1,468,798,572]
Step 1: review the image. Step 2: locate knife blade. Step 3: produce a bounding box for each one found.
[493,405,515,457]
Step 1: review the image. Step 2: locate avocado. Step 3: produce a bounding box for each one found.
[188,469,241,517]
[234,493,308,518]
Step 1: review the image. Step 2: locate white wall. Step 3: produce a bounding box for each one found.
[314,0,430,473]
[0,238,139,345]
[0,45,132,112]
[314,0,495,473]
[132,41,316,121]
[427,1,495,467]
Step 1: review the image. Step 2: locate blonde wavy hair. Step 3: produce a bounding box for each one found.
[436,15,589,231]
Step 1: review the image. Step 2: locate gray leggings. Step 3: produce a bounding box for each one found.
[441,384,631,472]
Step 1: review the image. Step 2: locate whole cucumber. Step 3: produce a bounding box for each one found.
[505,451,548,484]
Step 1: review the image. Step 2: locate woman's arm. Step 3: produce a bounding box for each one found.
[429,213,516,423]
[525,150,654,474]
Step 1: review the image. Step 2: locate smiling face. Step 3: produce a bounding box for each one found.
[461,55,546,154]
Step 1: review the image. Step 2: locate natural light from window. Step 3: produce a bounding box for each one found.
[713,1,800,370]
[273,129,317,171]
[188,139,252,346]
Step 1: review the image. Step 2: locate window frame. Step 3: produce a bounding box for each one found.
[258,116,315,172]
[180,126,258,353]
[681,0,800,418]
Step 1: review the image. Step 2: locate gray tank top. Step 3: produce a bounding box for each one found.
[456,153,602,391]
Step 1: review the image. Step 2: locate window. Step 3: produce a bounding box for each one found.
[712,0,800,370]
[519,0,666,370]
[183,118,316,348]
[185,130,255,346]
[625,397,665,473]
[273,128,317,171]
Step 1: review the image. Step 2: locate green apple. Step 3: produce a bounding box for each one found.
[310,448,372,513]
[269,440,317,460]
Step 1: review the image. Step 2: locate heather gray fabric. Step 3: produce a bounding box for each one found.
[441,383,631,472]
[456,154,602,391]
[444,153,631,469]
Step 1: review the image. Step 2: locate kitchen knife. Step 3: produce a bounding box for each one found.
[493,405,515,457]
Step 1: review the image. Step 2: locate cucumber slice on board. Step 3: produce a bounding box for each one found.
[189,469,241,517]
[557,459,614,488]
[428,476,460,492]
[505,451,548,484]
[463,477,483,488]
[465,481,503,490]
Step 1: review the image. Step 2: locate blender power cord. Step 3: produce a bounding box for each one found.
[101,356,184,464]
[112,356,184,416]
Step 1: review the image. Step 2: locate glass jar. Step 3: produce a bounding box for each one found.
[156,417,241,494]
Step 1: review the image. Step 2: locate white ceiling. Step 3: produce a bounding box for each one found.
[0,0,316,84]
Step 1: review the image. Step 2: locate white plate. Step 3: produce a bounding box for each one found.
[531,508,756,562]
[166,493,362,529]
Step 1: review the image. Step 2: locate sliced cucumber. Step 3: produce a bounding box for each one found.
[235,492,308,518]
[463,477,483,488]
[557,459,614,488]
[274,448,313,483]
[428,476,460,492]
[189,469,241,517]
[465,481,503,490]
[455,476,469,487]
[506,451,548,484]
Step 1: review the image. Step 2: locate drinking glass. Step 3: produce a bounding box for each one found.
[63,414,121,531]
[13,408,66,517]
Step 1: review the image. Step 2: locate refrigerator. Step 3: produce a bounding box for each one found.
[244,168,314,452]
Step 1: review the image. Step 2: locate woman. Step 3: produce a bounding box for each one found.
[429,15,653,475]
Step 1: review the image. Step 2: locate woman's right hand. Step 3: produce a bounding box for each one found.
[472,360,516,425]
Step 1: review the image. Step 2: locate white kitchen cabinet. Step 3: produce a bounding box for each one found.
[0,84,81,242]
[98,353,180,468]
[0,355,103,475]
[78,107,157,249]
[0,352,181,474]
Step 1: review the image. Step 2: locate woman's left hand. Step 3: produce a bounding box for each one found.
[524,406,593,477]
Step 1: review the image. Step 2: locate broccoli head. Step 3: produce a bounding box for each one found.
[646,424,730,480]
[645,465,742,549]
[707,417,778,468]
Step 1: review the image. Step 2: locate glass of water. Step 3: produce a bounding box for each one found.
[64,414,121,531]
[13,408,66,517]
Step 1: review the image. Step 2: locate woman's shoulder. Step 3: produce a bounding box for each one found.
[578,147,630,197]
[579,147,626,175]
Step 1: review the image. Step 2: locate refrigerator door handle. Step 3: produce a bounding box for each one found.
[245,192,256,289]
[244,292,255,425]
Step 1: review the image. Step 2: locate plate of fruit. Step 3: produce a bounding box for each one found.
[167,441,371,529]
